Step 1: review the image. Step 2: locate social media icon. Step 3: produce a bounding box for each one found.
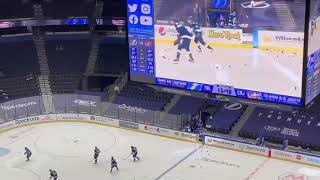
[130,39,137,46]
[141,4,151,14]
[128,4,138,13]
[140,16,153,26]
[129,15,139,25]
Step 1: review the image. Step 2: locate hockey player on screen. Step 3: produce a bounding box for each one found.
[172,19,182,47]
[191,19,213,53]
[49,169,58,180]
[24,147,32,161]
[130,146,140,161]
[216,14,227,28]
[173,17,195,63]
[93,146,100,164]
[228,12,239,29]
[110,156,119,173]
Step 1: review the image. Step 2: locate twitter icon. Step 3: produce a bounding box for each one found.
[128,4,138,13]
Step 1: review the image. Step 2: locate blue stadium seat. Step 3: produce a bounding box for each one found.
[240,107,320,150]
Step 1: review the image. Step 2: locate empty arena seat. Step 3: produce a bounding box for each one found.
[43,0,95,18]
[206,103,247,134]
[0,0,34,19]
[169,96,207,115]
[103,0,126,17]
[0,76,40,100]
[95,44,128,74]
[49,75,81,94]
[240,107,320,150]
[46,37,91,75]
[0,41,40,77]
[115,82,173,109]
[113,96,165,111]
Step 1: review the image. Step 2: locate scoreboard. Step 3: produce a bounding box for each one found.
[126,0,320,107]
[125,0,320,107]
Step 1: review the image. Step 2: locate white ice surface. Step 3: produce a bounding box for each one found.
[0,122,319,180]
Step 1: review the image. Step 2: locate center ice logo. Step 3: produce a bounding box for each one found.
[278,173,307,180]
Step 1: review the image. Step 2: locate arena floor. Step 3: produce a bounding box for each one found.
[0,122,319,180]
[156,44,303,98]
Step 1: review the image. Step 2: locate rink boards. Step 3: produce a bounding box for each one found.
[0,113,320,167]
[155,25,304,54]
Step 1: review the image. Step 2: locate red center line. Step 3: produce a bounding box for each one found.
[244,158,271,180]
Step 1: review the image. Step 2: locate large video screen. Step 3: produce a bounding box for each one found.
[306,0,320,104]
[128,0,306,106]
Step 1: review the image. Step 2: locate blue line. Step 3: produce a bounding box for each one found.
[154,145,203,180]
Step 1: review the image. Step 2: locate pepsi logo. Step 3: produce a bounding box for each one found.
[158,26,166,36]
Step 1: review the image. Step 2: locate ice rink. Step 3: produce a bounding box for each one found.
[156,43,303,98]
[1,122,320,180]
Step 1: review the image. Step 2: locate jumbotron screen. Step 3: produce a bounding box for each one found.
[306,0,320,104]
[127,0,306,106]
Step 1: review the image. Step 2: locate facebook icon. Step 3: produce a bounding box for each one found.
[129,15,139,25]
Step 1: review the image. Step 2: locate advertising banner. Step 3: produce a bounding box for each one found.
[119,120,139,130]
[205,136,269,156]
[271,149,320,167]
[139,124,199,142]
[258,30,304,51]
[155,25,243,44]
[89,115,119,127]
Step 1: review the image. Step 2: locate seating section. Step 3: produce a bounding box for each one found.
[49,75,81,94]
[0,41,40,77]
[206,103,247,134]
[46,38,91,74]
[0,0,34,19]
[156,0,195,22]
[0,76,40,100]
[113,96,165,111]
[95,44,128,74]
[113,82,173,111]
[301,97,320,116]
[103,0,126,17]
[169,96,207,115]
[240,107,320,150]
[43,0,95,18]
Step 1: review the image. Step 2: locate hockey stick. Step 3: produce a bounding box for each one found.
[122,154,132,160]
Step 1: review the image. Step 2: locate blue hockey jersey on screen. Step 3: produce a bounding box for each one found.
[191,23,203,38]
[175,23,193,39]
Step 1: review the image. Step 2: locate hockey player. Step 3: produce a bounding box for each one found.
[49,169,58,180]
[130,146,140,162]
[228,12,239,29]
[216,14,227,28]
[24,147,32,161]
[173,17,195,63]
[172,20,182,46]
[110,156,119,173]
[93,146,100,164]
[192,22,213,52]
[283,139,289,150]
[256,136,265,146]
